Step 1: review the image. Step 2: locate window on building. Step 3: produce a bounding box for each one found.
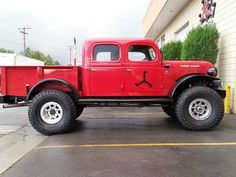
[161,35,165,48]
[175,22,189,41]
[156,39,161,49]
[94,44,119,61]
[128,45,156,62]
[156,34,165,49]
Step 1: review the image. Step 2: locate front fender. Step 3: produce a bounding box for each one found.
[170,74,223,101]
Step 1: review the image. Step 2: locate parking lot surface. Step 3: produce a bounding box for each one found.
[0,107,236,177]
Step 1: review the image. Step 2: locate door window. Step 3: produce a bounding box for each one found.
[94,44,119,62]
[128,45,156,62]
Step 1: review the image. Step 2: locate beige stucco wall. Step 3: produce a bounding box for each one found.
[144,0,236,113]
[143,0,168,36]
[152,0,201,42]
[215,0,236,113]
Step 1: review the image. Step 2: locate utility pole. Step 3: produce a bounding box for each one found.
[68,46,74,65]
[18,27,31,51]
[73,37,77,66]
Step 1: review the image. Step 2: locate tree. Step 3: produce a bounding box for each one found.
[162,41,182,60]
[23,48,60,65]
[54,61,60,65]
[181,25,219,64]
[0,48,14,53]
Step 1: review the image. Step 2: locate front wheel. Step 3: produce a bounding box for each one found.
[175,86,224,131]
[28,90,76,135]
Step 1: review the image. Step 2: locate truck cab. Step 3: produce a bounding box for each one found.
[82,38,163,97]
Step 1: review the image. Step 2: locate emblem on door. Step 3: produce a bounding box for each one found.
[135,71,152,88]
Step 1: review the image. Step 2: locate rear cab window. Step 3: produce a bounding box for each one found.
[94,44,119,62]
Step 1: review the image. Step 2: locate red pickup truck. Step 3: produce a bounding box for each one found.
[0,38,225,135]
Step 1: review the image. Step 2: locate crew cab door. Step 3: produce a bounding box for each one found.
[123,42,162,96]
[89,43,123,96]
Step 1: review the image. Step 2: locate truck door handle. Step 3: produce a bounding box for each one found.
[126,69,132,72]
[165,64,171,68]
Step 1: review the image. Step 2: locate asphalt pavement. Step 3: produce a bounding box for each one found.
[0,106,236,177]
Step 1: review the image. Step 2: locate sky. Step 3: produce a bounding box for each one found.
[0,0,150,65]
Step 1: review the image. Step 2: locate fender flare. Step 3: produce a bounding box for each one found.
[26,78,79,102]
[170,74,220,100]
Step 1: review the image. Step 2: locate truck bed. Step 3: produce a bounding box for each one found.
[0,66,80,97]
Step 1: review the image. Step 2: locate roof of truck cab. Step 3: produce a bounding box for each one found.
[84,38,155,45]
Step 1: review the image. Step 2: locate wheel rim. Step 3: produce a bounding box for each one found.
[40,102,63,124]
[188,98,212,121]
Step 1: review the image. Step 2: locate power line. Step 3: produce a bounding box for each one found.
[18,27,31,51]
[0,38,23,46]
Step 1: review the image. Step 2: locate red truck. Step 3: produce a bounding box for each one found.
[0,38,225,135]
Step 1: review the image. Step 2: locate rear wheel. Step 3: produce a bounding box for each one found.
[175,86,224,130]
[162,105,176,118]
[28,90,76,135]
[74,105,84,120]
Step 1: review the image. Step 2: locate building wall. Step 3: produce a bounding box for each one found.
[154,0,201,43]
[145,0,236,113]
[0,53,44,66]
[215,0,236,113]
[143,0,168,36]
[0,53,16,65]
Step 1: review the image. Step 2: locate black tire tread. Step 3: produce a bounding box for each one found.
[74,105,84,120]
[28,90,76,135]
[175,86,224,131]
[162,105,176,118]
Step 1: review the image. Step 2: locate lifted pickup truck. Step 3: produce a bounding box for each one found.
[0,38,225,135]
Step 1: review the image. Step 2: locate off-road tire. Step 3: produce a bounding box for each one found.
[74,105,84,120]
[162,105,176,118]
[175,86,224,131]
[28,90,76,135]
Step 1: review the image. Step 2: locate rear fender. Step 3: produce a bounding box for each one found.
[26,78,79,102]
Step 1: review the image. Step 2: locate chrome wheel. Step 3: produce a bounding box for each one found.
[188,98,212,121]
[40,102,63,124]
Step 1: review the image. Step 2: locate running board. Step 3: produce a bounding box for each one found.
[78,98,170,107]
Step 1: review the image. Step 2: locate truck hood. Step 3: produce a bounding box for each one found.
[162,60,215,79]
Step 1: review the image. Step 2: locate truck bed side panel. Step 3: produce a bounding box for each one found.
[0,66,80,97]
